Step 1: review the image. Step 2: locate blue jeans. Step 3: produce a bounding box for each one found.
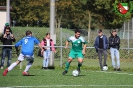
[1,48,12,67]
[43,50,51,67]
[110,47,120,68]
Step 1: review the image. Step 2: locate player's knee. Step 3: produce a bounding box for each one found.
[29,60,34,63]
[68,58,72,62]
[16,60,21,65]
[78,59,83,63]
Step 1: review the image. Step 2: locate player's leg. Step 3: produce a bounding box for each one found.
[3,53,23,76]
[77,51,84,73]
[0,49,6,69]
[23,55,34,75]
[77,58,83,73]
[46,50,50,69]
[62,51,75,75]
[62,57,73,75]
[110,48,116,70]
[7,49,12,67]
[3,60,21,76]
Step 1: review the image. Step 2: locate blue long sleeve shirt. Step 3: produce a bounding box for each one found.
[15,36,40,56]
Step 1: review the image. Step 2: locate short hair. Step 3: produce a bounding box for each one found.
[98,29,102,33]
[26,30,32,36]
[75,29,81,33]
[112,29,116,33]
[46,33,50,36]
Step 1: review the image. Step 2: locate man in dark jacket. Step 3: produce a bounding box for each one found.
[0,28,15,69]
[109,29,121,71]
[94,29,108,70]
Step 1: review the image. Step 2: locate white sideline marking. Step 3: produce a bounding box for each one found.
[1,85,133,88]
[93,71,133,75]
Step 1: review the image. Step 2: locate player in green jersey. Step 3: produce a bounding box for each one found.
[62,29,87,75]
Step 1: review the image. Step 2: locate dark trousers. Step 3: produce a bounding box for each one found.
[0,48,12,67]
[98,49,107,69]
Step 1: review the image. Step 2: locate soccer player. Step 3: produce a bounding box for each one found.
[3,30,43,76]
[62,29,87,75]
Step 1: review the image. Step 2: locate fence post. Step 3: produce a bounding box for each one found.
[20,62,22,69]
[128,21,129,54]
[60,27,62,67]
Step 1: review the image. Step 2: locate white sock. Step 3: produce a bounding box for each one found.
[24,62,32,72]
[8,62,17,71]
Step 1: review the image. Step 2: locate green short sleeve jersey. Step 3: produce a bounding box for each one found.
[67,36,87,52]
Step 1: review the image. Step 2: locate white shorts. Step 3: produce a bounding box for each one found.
[18,53,34,61]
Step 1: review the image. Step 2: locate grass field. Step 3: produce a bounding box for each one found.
[0,27,133,88]
[0,58,133,88]
[0,68,133,88]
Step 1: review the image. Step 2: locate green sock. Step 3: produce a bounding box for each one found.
[77,62,82,69]
[65,62,70,71]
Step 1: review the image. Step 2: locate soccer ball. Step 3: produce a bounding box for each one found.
[102,66,108,71]
[72,70,79,76]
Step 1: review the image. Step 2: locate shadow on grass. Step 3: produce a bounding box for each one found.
[23,75,35,76]
[64,74,86,77]
[9,75,35,76]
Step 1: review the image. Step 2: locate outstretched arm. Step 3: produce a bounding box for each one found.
[38,43,44,54]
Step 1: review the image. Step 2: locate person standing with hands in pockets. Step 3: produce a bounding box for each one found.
[109,29,121,71]
[41,33,56,69]
[94,29,108,70]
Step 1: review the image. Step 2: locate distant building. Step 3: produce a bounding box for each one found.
[0,5,12,33]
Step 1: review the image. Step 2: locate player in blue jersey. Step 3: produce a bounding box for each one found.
[3,30,43,76]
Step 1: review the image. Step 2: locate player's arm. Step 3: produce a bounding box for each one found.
[82,37,87,55]
[34,38,44,54]
[15,39,23,55]
[65,37,71,48]
[38,43,43,50]
[82,43,86,55]
[15,39,23,47]
[65,41,69,49]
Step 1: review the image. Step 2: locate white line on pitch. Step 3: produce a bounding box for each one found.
[93,71,133,75]
[3,85,133,88]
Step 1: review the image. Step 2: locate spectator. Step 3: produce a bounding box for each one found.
[0,28,16,69]
[4,23,12,34]
[94,29,108,70]
[41,33,56,69]
[109,29,121,71]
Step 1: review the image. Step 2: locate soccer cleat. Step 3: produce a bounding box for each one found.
[3,68,8,76]
[77,68,81,74]
[62,70,68,75]
[22,72,30,76]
